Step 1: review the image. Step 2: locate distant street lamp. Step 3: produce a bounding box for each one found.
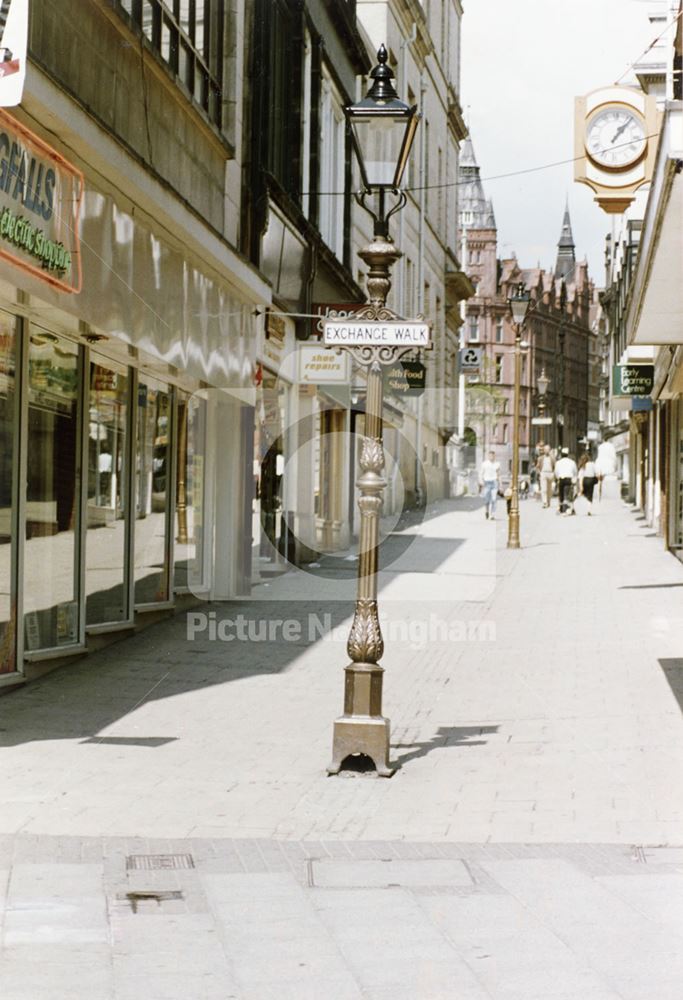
[534,368,551,451]
[537,368,550,413]
[507,282,530,549]
[327,46,421,778]
[557,283,567,448]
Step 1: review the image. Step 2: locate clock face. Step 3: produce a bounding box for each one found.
[586,106,646,169]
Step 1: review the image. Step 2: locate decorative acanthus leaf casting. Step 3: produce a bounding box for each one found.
[347,598,384,664]
[359,437,384,474]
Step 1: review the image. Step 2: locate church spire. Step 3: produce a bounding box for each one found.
[555,201,576,280]
[458,133,496,230]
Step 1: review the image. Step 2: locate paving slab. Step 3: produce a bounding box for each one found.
[311,858,473,888]
[1,498,683,998]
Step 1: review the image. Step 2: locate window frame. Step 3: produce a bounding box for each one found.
[115,0,224,132]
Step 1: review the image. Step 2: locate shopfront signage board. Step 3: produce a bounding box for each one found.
[632,396,653,412]
[311,303,364,338]
[0,109,83,293]
[0,0,28,107]
[383,359,426,397]
[612,364,654,397]
[298,345,350,384]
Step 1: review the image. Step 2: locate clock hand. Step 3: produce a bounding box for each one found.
[611,121,629,144]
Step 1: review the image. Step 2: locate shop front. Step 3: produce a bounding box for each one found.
[0,106,267,685]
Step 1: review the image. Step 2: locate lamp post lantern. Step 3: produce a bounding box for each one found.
[507,282,530,549]
[537,368,550,406]
[326,46,423,778]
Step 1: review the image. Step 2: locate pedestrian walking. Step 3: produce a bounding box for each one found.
[555,447,577,515]
[479,450,500,520]
[536,444,555,508]
[578,452,598,515]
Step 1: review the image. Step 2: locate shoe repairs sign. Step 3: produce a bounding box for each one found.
[298,345,350,384]
[0,109,83,293]
[612,364,654,397]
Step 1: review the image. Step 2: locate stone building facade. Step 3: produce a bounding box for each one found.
[0,0,474,686]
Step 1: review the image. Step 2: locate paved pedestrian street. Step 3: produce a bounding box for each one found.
[1,496,683,999]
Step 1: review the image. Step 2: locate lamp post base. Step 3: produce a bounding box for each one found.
[328,660,395,777]
[327,714,395,777]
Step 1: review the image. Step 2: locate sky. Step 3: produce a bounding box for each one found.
[461,0,668,284]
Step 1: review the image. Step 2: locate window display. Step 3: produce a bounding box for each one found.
[85,360,129,624]
[135,376,171,605]
[0,312,17,671]
[23,331,80,650]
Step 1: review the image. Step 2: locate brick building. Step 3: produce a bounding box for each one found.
[458,138,595,479]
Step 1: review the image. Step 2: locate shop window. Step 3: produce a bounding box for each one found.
[174,390,207,591]
[24,331,81,651]
[85,360,130,626]
[135,376,172,605]
[254,370,288,566]
[0,313,18,671]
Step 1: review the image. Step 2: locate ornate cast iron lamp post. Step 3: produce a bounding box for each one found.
[507,283,530,549]
[326,46,422,777]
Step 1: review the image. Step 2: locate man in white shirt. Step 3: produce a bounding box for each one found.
[536,444,555,508]
[479,450,500,520]
[555,448,577,515]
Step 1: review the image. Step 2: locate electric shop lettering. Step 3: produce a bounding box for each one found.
[0,132,71,277]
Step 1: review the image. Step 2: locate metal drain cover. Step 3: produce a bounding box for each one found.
[126,853,195,871]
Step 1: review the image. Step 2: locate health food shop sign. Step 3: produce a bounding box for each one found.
[0,109,83,293]
[612,364,654,397]
[383,359,426,397]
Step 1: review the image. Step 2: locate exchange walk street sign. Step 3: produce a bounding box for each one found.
[323,319,430,347]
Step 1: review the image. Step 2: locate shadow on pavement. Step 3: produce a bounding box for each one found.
[392,725,499,767]
[0,498,482,748]
[620,583,683,590]
[0,598,357,748]
[304,534,465,580]
[659,659,683,713]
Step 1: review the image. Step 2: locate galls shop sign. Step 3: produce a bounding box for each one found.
[0,109,83,293]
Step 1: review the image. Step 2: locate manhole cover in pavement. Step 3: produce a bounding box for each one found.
[126,854,195,871]
[311,859,473,889]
